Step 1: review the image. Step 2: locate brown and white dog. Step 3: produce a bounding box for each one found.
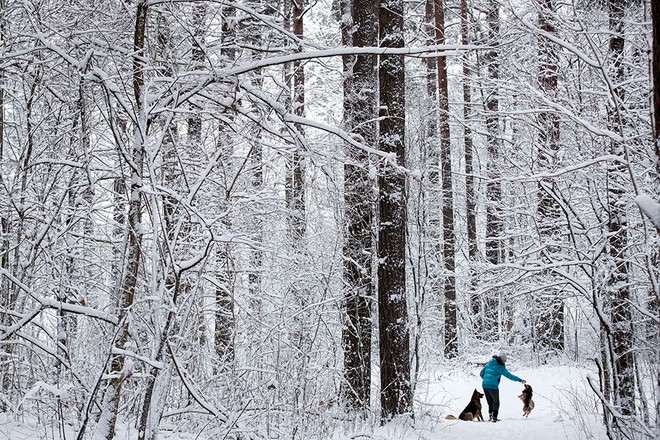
[519,384,535,417]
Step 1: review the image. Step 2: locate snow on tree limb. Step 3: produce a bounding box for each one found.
[0,269,118,326]
[635,195,660,234]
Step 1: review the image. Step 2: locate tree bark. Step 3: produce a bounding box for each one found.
[95,3,147,439]
[434,0,457,359]
[378,0,412,422]
[461,0,479,332]
[287,0,306,242]
[341,0,376,412]
[606,0,635,419]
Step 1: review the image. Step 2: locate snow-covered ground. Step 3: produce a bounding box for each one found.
[0,363,605,440]
[391,363,606,440]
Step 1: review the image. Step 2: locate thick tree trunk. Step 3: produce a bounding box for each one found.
[434,0,457,359]
[340,0,376,412]
[461,0,479,332]
[378,0,412,422]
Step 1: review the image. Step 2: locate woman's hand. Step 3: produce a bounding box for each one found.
[520,379,527,384]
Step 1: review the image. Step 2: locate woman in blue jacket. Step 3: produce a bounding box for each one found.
[479,354,526,422]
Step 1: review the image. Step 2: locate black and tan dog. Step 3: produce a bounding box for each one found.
[519,384,535,417]
[445,389,485,421]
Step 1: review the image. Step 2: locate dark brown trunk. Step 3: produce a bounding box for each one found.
[341,0,376,412]
[378,0,412,422]
[461,0,479,330]
[287,0,306,242]
[434,0,457,358]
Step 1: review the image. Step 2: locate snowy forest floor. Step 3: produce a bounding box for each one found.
[405,363,606,440]
[0,363,605,440]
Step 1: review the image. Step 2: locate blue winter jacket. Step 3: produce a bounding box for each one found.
[480,358,522,389]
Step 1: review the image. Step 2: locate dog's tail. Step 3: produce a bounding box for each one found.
[445,415,458,420]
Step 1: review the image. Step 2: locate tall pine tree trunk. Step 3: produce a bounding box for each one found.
[378,0,412,422]
[434,0,457,358]
[341,0,376,412]
[461,0,479,333]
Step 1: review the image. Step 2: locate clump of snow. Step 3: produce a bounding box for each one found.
[635,194,660,232]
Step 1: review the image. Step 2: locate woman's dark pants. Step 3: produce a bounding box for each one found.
[483,388,500,421]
